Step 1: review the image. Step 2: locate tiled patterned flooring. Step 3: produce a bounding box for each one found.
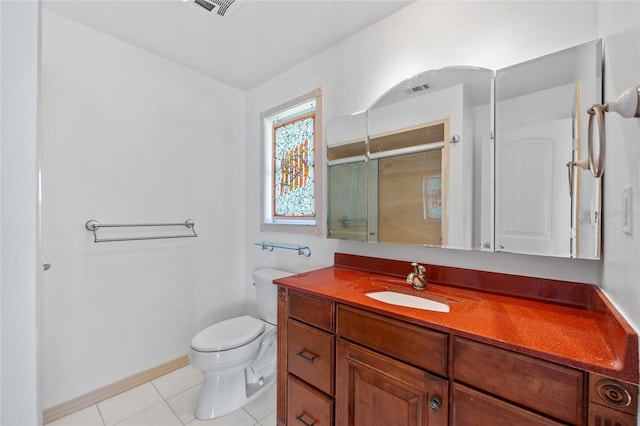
[49,366,276,426]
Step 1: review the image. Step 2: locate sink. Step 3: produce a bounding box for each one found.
[365,291,450,313]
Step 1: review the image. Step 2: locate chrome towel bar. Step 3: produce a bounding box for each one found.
[255,242,311,257]
[85,219,197,243]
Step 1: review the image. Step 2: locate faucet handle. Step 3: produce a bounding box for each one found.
[411,262,426,274]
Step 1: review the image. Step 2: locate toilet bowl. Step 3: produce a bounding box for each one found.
[189,268,291,420]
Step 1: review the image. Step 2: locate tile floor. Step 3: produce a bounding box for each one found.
[49,366,276,426]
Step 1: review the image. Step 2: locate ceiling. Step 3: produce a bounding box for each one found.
[42,0,413,91]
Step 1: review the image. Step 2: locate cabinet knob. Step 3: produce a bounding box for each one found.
[429,395,442,411]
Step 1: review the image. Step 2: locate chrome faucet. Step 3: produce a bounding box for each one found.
[406,262,427,290]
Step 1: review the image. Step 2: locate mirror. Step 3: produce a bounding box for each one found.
[494,39,602,259]
[326,112,368,240]
[325,40,602,259]
[367,67,493,249]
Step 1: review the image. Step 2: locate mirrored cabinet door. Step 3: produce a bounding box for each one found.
[494,39,602,259]
[372,148,445,245]
[368,67,493,249]
[326,112,368,241]
[327,161,368,240]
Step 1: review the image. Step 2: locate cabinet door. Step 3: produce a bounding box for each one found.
[336,339,447,426]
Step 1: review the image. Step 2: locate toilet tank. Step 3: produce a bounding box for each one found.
[252,268,292,324]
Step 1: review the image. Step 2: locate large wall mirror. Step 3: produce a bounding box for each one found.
[326,39,602,259]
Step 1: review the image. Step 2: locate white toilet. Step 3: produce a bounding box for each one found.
[189,268,291,420]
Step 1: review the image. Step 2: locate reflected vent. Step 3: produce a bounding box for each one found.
[410,84,430,93]
[194,0,239,16]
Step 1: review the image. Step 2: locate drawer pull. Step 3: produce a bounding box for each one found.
[296,349,317,363]
[429,395,442,411]
[295,412,317,426]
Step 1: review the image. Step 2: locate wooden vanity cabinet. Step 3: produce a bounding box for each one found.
[278,287,639,426]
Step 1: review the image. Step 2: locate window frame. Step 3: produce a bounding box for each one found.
[260,88,324,235]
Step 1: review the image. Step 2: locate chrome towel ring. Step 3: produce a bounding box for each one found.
[584,85,640,178]
[587,103,606,178]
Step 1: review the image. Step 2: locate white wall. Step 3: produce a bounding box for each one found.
[597,2,640,333]
[244,1,602,301]
[40,11,246,408]
[0,1,41,424]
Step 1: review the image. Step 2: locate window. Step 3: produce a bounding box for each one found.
[261,88,323,234]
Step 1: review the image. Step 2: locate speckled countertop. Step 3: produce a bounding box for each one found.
[275,257,639,385]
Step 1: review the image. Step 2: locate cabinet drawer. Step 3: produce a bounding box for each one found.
[453,337,584,425]
[289,290,335,332]
[453,383,564,426]
[288,375,334,426]
[287,319,334,395]
[336,304,448,376]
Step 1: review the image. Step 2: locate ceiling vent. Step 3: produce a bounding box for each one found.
[194,0,240,17]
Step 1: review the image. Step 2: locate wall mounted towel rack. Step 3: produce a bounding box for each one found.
[255,242,311,257]
[85,219,197,243]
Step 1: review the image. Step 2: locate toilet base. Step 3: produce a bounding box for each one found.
[194,368,276,420]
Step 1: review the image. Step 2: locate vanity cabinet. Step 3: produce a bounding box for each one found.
[277,286,638,426]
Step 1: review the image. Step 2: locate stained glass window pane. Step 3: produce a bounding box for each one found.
[272,113,315,218]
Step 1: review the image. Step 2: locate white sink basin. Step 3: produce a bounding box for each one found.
[365,291,449,313]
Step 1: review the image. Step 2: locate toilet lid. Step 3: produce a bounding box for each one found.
[191,315,265,352]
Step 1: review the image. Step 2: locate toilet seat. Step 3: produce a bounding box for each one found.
[191,315,265,352]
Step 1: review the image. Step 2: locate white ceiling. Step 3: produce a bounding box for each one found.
[42,0,413,91]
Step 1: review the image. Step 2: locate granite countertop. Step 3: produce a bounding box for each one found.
[275,258,639,385]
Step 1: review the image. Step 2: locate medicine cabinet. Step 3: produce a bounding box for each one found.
[326,39,602,260]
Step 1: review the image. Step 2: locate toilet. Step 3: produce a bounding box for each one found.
[188,268,291,420]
